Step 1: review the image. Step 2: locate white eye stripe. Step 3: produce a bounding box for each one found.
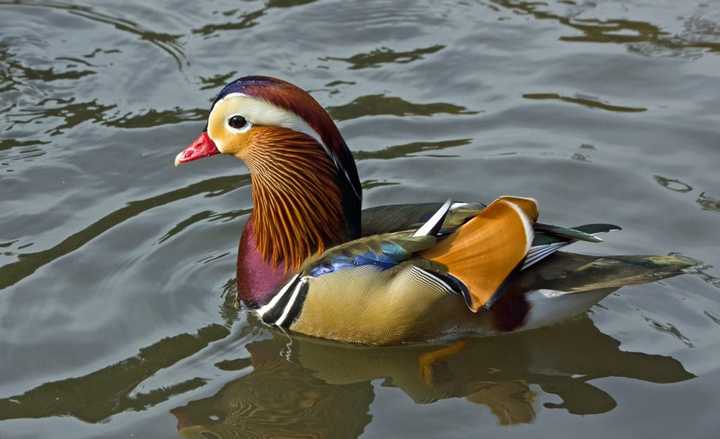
[210,92,326,146]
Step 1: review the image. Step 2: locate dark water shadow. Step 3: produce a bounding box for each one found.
[0,0,186,68]
[7,101,207,136]
[191,0,319,37]
[1,34,203,136]
[321,45,445,70]
[191,8,265,36]
[523,93,647,113]
[0,314,693,436]
[267,0,319,8]
[327,94,476,122]
[493,0,720,55]
[199,71,238,91]
[354,138,472,160]
[104,107,207,129]
[0,138,49,153]
[158,208,251,245]
[0,174,249,291]
[0,40,95,90]
[0,324,231,423]
[7,97,116,136]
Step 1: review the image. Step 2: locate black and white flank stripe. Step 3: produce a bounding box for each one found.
[256,274,309,328]
[409,266,473,308]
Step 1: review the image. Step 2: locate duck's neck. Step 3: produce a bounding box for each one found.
[237,128,358,306]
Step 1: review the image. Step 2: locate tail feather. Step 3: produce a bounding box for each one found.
[524,223,622,269]
[421,197,537,312]
[527,253,699,293]
[535,223,604,243]
[574,223,622,235]
[501,253,697,332]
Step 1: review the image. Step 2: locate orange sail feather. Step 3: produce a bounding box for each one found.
[421,198,537,311]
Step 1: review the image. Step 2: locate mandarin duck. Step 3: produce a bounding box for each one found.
[175,75,695,345]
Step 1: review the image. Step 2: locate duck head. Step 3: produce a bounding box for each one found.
[175,76,359,185]
[176,76,362,298]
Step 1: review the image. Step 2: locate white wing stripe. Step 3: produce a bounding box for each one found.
[256,274,299,318]
[413,199,453,237]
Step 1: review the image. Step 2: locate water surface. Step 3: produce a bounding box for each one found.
[1,1,720,438]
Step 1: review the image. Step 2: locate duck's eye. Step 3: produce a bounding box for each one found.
[228,115,248,129]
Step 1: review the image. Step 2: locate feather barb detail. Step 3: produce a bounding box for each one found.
[248,127,347,270]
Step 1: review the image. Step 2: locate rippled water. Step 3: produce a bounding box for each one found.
[1,1,720,438]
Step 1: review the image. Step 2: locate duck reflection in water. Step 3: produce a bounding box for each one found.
[173,251,695,438]
[173,317,692,438]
